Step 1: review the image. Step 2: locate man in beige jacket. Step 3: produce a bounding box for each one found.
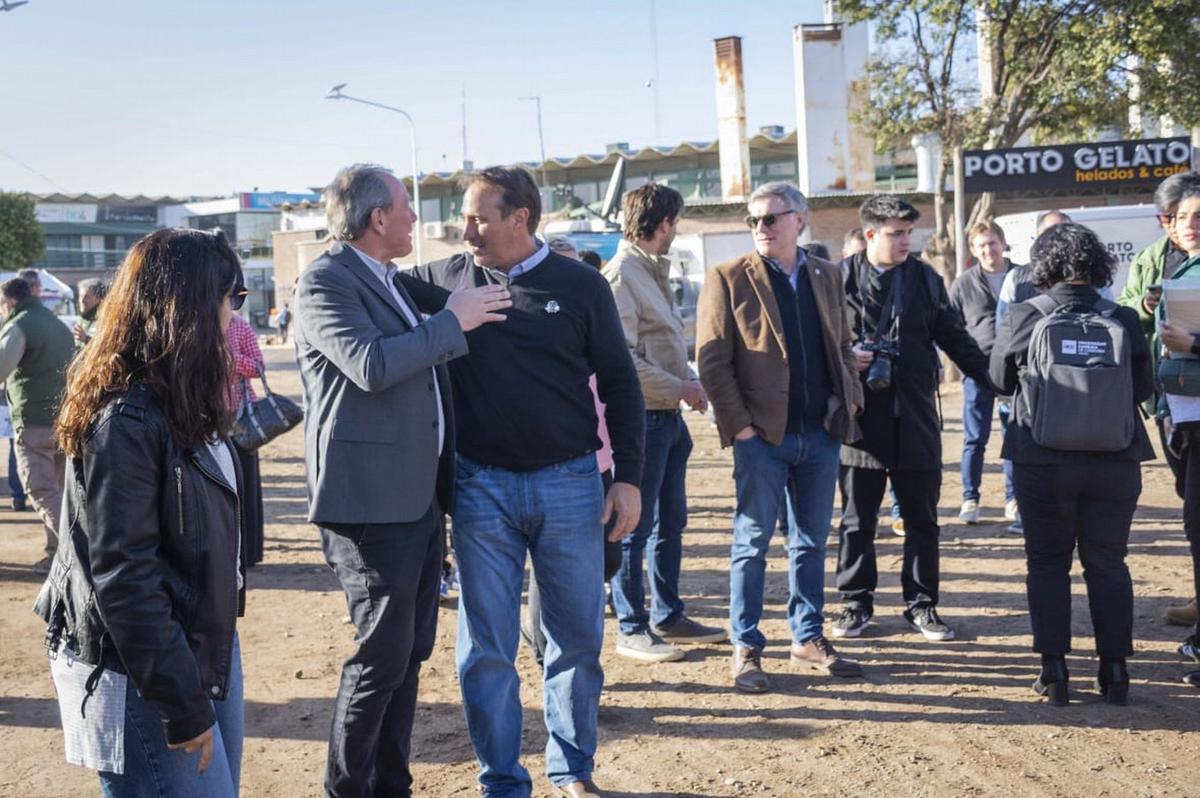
[604,183,726,664]
[697,182,863,692]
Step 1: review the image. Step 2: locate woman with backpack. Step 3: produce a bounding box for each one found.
[1155,183,1200,690]
[991,222,1154,706]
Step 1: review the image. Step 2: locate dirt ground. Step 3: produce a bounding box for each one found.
[2,345,1198,798]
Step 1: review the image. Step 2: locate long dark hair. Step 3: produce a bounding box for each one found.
[57,228,243,455]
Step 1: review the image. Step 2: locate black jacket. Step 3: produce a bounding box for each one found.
[34,384,245,745]
[949,260,1020,354]
[989,283,1155,465]
[842,253,992,470]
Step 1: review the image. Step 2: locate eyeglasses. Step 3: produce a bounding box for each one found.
[230,285,248,311]
[745,210,797,229]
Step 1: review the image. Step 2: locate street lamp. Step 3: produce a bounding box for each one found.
[324,83,423,265]
[519,95,549,189]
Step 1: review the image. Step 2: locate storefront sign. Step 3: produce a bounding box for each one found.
[962,137,1192,193]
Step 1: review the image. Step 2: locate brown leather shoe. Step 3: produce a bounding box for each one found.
[557,780,603,798]
[1166,598,1198,627]
[791,635,863,677]
[732,645,770,692]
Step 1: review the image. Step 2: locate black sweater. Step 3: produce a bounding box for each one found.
[400,252,645,485]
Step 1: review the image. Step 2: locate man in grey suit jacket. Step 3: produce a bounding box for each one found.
[294,163,510,798]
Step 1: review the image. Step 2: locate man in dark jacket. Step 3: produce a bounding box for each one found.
[834,195,992,643]
[295,163,509,798]
[949,220,1018,527]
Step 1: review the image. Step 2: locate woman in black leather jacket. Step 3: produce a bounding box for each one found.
[35,228,248,796]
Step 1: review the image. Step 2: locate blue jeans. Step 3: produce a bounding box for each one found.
[611,410,691,635]
[8,439,24,502]
[731,429,841,650]
[453,453,605,797]
[961,376,1014,503]
[100,634,243,798]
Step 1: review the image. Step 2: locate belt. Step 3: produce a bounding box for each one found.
[646,409,681,418]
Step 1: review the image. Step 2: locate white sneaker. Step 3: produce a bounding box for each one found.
[1005,499,1020,523]
[959,500,979,525]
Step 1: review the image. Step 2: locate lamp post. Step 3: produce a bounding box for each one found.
[519,95,548,189]
[324,83,423,264]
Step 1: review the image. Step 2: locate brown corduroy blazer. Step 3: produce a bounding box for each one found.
[696,250,862,447]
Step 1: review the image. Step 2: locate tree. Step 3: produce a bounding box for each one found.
[0,192,43,269]
[835,0,1200,279]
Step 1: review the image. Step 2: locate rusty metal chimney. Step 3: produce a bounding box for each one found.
[713,36,751,200]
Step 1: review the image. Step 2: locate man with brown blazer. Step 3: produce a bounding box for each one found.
[697,182,864,693]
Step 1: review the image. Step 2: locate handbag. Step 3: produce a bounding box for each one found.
[231,363,303,451]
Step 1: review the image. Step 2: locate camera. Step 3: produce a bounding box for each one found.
[860,338,900,392]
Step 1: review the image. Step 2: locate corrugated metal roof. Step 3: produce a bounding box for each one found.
[41,221,159,236]
[418,129,799,186]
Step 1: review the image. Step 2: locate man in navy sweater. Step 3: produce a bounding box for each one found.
[400,166,644,798]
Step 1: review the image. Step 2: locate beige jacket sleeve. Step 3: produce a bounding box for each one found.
[608,271,685,406]
[0,323,26,384]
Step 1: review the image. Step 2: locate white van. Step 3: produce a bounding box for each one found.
[993,204,1163,296]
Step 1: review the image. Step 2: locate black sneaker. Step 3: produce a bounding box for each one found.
[904,606,956,641]
[832,606,873,639]
[1184,668,1200,689]
[1179,635,1200,663]
[651,614,727,644]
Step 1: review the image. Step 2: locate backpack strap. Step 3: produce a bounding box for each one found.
[1028,293,1057,316]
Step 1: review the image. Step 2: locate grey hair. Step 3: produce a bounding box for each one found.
[77,278,108,301]
[1154,171,1200,214]
[748,181,809,216]
[325,163,397,241]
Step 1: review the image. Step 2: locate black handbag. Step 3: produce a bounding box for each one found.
[231,364,303,452]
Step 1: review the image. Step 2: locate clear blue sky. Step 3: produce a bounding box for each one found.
[0,0,827,197]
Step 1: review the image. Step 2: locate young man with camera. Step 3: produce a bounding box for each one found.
[697,182,863,692]
[834,195,992,642]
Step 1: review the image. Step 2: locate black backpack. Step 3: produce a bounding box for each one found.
[1018,295,1134,452]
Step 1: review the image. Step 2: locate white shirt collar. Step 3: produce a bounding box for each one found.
[482,238,550,281]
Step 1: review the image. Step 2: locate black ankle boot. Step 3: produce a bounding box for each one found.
[1033,657,1069,706]
[1096,659,1129,706]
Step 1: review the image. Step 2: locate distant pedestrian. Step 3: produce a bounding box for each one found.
[73,278,108,348]
[275,303,291,343]
[0,276,73,572]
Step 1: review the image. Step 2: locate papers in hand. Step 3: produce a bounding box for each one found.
[1163,281,1200,359]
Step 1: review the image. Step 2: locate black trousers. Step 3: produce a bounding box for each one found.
[1014,462,1140,658]
[233,443,264,566]
[1180,426,1200,638]
[837,466,942,611]
[319,504,443,798]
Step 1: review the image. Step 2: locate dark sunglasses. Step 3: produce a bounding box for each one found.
[230,285,248,311]
[745,209,797,229]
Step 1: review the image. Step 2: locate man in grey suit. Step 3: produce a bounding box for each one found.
[294,163,511,798]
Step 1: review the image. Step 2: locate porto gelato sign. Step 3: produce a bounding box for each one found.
[962,137,1192,193]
